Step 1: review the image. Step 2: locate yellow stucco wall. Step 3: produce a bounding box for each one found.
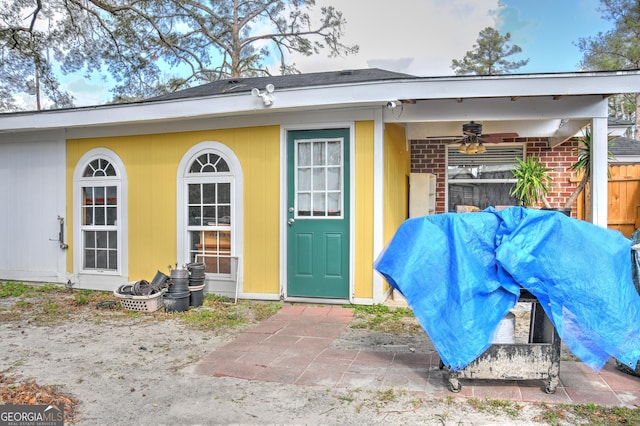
[353,121,375,299]
[66,126,281,295]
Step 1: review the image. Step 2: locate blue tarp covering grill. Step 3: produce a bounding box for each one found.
[374,206,640,371]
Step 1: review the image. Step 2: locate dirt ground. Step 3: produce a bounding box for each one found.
[0,290,566,425]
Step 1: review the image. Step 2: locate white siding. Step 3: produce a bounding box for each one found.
[0,132,67,283]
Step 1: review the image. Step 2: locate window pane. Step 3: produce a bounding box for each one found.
[188,184,201,204]
[202,206,216,224]
[328,193,340,216]
[313,168,325,190]
[85,231,95,248]
[188,206,200,226]
[83,187,93,205]
[313,193,326,216]
[448,182,519,211]
[96,250,107,268]
[216,158,230,172]
[84,250,95,268]
[218,206,230,223]
[298,143,311,166]
[105,163,116,176]
[95,206,105,226]
[202,184,215,204]
[298,168,311,191]
[95,187,105,205]
[218,183,230,203]
[447,145,522,211]
[96,231,108,248]
[83,206,92,226]
[313,142,325,165]
[109,231,117,248]
[106,186,117,204]
[327,141,340,165]
[327,167,340,190]
[298,193,311,216]
[108,250,118,269]
[106,207,117,225]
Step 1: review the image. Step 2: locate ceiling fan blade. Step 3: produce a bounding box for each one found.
[479,133,519,144]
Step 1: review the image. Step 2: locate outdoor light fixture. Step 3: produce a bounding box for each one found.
[455,136,486,155]
[386,100,400,108]
[466,141,479,155]
[251,83,275,106]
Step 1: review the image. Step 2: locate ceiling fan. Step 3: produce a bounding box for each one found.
[454,121,518,154]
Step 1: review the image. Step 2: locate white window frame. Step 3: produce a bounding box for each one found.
[293,137,345,220]
[177,142,243,278]
[73,149,128,277]
[446,143,525,211]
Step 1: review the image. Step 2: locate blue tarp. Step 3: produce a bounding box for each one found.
[374,206,640,371]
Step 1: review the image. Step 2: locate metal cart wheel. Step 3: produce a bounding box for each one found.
[544,377,559,394]
[448,377,462,393]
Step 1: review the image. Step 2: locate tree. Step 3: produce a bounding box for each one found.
[0,0,77,111]
[576,0,640,139]
[450,27,529,75]
[0,0,358,111]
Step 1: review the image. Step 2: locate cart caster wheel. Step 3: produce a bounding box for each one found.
[544,382,557,394]
[448,381,461,393]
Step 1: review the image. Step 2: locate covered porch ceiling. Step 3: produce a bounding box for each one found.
[383,95,603,147]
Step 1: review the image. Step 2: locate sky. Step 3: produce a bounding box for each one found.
[62,0,614,107]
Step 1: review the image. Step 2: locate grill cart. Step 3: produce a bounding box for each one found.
[441,289,561,394]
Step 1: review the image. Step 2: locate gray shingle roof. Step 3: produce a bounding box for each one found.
[146,68,416,102]
[610,137,640,155]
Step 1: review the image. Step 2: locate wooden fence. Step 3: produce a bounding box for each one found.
[607,164,640,237]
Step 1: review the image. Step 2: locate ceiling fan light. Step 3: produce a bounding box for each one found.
[476,142,487,154]
[457,143,468,154]
[466,143,478,154]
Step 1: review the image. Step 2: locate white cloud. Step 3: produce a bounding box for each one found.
[282,0,501,76]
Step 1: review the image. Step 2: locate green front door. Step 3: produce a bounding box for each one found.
[286,129,350,298]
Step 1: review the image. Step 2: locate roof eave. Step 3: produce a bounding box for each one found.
[1,69,640,134]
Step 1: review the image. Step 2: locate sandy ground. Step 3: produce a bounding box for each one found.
[0,298,556,425]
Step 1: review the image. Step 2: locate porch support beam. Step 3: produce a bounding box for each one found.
[372,109,385,303]
[591,115,609,228]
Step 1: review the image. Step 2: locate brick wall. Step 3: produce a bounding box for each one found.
[410,138,580,216]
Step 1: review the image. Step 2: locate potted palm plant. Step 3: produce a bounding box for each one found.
[510,156,553,208]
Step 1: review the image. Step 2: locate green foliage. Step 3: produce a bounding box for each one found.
[467,398,522,418]
[0,0,358,110]
[349,304,420,333]
[576,0,639,136]
[0,282,59,298]
[181,308,244,330]
[540,402,640,425]
[451,27,529,75]
[509,157,552,207]
[577,0,640,71]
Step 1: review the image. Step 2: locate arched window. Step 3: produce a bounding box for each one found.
[179,144,242,276]
[74,150,126,276]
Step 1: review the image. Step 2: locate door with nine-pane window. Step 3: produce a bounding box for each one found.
[287,129,350,299]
